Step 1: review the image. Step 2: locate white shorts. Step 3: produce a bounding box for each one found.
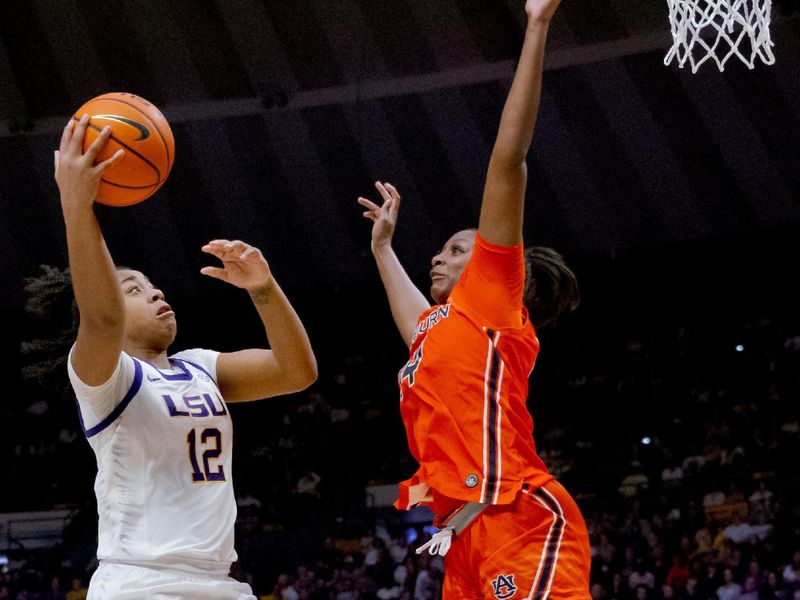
[87,561,256,600]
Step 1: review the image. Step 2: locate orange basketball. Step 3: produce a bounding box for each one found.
[73,92,175,206]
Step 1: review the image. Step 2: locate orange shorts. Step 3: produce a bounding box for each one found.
[440,479,591,600]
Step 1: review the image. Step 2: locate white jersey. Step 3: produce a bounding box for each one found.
[68,348,238,570]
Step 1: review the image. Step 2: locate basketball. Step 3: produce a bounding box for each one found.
[73,92,175,206]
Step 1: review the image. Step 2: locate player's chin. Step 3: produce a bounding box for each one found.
[430,281,449,305]
[156,318,178,342]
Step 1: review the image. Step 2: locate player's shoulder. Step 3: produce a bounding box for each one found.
[472,232,525,259]
[68,345,137,388]
[169,348,220,379]
[170,347,217,361]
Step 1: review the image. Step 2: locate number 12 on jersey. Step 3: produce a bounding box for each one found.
[187,428,226,482]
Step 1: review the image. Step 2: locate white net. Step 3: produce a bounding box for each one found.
[664,0,775,72]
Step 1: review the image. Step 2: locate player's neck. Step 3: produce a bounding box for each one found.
[125,344,170,369]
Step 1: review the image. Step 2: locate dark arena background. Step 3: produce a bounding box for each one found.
[1,1,799,598]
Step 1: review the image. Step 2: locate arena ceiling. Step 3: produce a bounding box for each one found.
[0,0,799,305]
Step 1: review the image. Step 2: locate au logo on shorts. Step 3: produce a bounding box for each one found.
[465,474,479,488]
[492,573,518,599]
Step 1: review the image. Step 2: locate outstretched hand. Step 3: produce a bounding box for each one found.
[55,115,124,210]
[525,0,561,23]
[200,240,273,291]
[357,182,401,252]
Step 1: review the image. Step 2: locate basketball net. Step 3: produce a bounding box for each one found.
[664,0,775,72]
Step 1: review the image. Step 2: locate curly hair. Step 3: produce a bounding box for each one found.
[524,246,580,329]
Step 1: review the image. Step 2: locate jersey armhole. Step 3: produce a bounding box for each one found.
[77,359,144,438]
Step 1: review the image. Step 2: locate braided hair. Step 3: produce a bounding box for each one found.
[523,246,580,329]
[21,265,77,398]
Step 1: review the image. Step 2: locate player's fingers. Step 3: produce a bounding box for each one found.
[208,240,237,255]
[357,197,380,212]
[204,239,231,248]
[219,241,250,261]
[223,240,248,255]
[200,266,229,282]
[200,244,227,259]
[85,126,112,162]
[240,246,262,261]
[382,184,402,219]
[380,198,394,215]
[95,149,125,175]
[362,211,378,222]
[68,114,90,154]
[384,182,401,201]
[387,196,401,219]
[374,181,391,203]
[59,120,74,153]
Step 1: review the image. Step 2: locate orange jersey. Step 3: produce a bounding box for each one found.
[396,233,553,511]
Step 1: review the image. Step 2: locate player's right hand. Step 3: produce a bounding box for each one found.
[357,181,401,253]
[525,0,562,23]
[55,115,124,211]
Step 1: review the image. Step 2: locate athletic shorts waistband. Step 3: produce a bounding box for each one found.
[100,558,232,578]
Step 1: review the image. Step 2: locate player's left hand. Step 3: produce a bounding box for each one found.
[200,240,273,291]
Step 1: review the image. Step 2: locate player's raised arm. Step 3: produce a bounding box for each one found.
[358,182,431,348]
[479,0,561,247]
[201,240,317,402]
[56,115,126,386]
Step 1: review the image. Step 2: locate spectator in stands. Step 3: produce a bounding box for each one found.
[413,555,443,600]
[296,469,322,499]
[782,550,800,588]
[377,563,406,600]
[695,563,721,599]
[335,577,358,600]
[759,570,783,600]
[620,465,650,498]
[739,575,759,600]
[661,463,684,490]
[593,532,618,578]
[693,526,713,557]
[590,582,606,600]
[717,568,742,600]
[629,559,656,591]
[387,535,408,566]
[665,554,690,591]
[749,480,777,524]
[633,584,650,600]
[331,555,358,597]
[745,559,763,588]
[273,573,300,600]
[606,573,627,600]
[723,514,773,544]
[712,527,730,562]
[682,446,707,477]
[725,483,746,505]
[65,578,86,600]
[41,576,66,600]
[295,564,320,599]
[658,583,675,600]
[650,543,669,585]
[702,487,726,509]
